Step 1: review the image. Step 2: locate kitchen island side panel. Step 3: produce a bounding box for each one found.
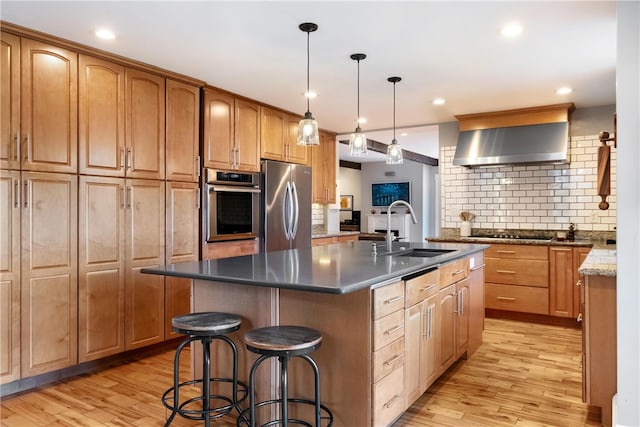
[279,287,372,427]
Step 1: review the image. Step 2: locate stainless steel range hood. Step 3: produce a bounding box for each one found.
[452,121,570,167]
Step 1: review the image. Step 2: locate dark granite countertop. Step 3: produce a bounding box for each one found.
[142,241,488,295]
[427,236,595,247]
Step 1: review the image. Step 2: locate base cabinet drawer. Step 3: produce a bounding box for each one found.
[485,258,549,287]
[373,365,404,427]
[373,309,405,351]
[485,283,549,314]
[372,337,405,383]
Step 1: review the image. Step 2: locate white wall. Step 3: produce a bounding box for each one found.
[360,160,438,240]
[615,2,639,426]
[338,166,362,223]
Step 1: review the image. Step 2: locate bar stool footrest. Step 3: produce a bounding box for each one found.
[237,397,333,427]
[163,377,248,421]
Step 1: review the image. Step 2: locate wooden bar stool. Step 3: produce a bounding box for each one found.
[237,325,333,427]
[162,312,248,427]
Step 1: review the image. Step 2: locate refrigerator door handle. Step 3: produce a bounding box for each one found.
[291,181,300,239]
[282,181,291,240]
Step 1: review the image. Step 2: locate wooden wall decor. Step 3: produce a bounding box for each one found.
[597,113,616,210]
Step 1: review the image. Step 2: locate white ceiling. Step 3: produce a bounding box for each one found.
[1,1,616,162]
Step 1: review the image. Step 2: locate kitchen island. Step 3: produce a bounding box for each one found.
[143,241,488,426]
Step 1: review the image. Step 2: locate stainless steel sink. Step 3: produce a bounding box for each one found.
[388,248,456,258]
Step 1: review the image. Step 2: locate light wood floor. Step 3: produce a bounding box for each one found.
[1,318,601,427]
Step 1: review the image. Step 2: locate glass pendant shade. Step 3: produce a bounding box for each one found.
[349,127,367,156]
[386,139,404,164]
[297,112,319,146]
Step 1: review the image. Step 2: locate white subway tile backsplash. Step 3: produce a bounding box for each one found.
[440,136,616,232]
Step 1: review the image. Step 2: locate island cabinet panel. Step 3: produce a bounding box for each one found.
[21,172,78,377]
[78,55,126,177]
[124,179,165,349]
[549,246,574,317]
[20,38,78,173]
[165,79,200,182]
[404,268,439,406]
[125,69,165,180]
[0,171,21,383]
[573,247,591,318]
[467,251,485,357]
[78,176,125,362]
[1,32,20,171]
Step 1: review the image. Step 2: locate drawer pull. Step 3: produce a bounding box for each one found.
[452,269,465,276]
[384,295,403,305]
[383,354,404,367]
[576,280,582,287]
[384,394,402,409]
[496,270,516,274]
[420,284,436,292]
[496,250,516,254]
[577,313,583,322]
[384,325,403,335]
[497,296,516,301]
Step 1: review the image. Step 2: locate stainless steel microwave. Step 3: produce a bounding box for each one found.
[205,169,261,242]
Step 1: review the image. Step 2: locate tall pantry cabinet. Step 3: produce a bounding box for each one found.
[1,32,80,381]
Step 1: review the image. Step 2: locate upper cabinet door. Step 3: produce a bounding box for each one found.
[202,89,234,170]
[166,80,199,182]
[125,69,165,180]
[1,32,20,171]
[286,114,308,165]
[260,107,286,161]
[78,55,126,177]
[234,99,260,172]
[21,38,77,173]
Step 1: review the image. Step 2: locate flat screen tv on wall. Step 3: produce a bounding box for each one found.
[371,182,411,207]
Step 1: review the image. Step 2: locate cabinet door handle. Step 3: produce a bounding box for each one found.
[196,156,201,177]
[13,179,19,208]
[12,132,20,162]
[576,280,582,287]
[383,324,403,336]
[423,306,428,338]
[119,185,125,209]
[428,305,433,338]
[497,296,516,301]
[420,284,436,293]
[23,180,28,208]
[231,148,236,169]
[496,250,516,254]
[576,313,583,322]
[453,292,459,314]
[384,295,403,305]
[384,394,402,409]
[236,146,240,166]
[23,133,30,163]
[459,288,465,316]
[196,187,201,210]
[120,147,126,168]
[126,186,131,208]
[383,354,403,367]
[496,270,516,274]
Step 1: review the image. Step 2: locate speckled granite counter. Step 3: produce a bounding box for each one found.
[579,248,617,276]
[311,230,359,239]
[142,241,488,294]
[427,236,594,247]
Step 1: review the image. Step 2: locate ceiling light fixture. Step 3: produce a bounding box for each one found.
[556,86,573,95]
[433,98,446,105]
[501,22,523,38]
[386,77,404,164]
[297,22,320,146]
[95,28,116,40]
[349,53,367,157]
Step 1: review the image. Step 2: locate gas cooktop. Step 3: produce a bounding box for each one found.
[469,234,552,241]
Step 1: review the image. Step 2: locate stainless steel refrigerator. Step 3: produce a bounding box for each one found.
[261,159,312,252]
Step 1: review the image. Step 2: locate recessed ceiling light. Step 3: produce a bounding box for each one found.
[357,117,367,124]
[304,91,317,99]
[400,132,408,137]
[556,87,573,95]
[433,98,446,105]
[501,22,523,38]
[95,28,116,40]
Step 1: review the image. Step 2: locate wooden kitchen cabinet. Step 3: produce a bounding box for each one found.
[260,107,307,165]
[1,32,20,171]
[20,38,78,173]
[166,80,200,182]
[202,88,260,172]
[573,246,591,318]
[165,182,199,339]
[582,273,616,426]
[404,269,439,406]
[78,55,126,177]
[78,176,125,362]
[125,69,165,180]
[311,131,336,204]
[21,172,78,377]
[549,246,574,318]
[467,251,485,357]
[125,179,166,350]
[0,170,20,384]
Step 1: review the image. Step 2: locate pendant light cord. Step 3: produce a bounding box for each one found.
[306,31,310,114]
[393,80,396,140]
[357,59,360,123]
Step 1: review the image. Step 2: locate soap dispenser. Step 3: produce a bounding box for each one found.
[567,223,576,242]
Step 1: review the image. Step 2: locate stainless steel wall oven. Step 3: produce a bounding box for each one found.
[205,169,260,242]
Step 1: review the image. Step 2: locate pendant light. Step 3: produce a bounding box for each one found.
[297,22,320,146]
[348,53,367,156]
[386,77,404,164]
